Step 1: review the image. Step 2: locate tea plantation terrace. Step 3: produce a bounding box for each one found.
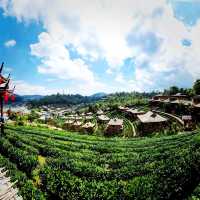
[0,125,200,199]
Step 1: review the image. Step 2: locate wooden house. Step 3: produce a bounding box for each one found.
[86,112,93,116]
[192,95,200,107]
[125,109,145,120]
[85,116,93,121]
[63,120,74,130]
[82,122,95,133]
[75,116,82,121]
[149,94,169,106]
[181,115,194,130]
[71,121,82,131]
[153,94,169,101]
[97,115,110,124]
[137,111,168,135]
[118,106,129,113]
[65,114,76,120]
[170,99,192,106]
[171,93,189,101]
[191,96,200,122]
[97,110,104,115]
[105,118,123,135]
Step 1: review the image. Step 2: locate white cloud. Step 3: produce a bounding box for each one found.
[4,39,16,47]
[30,32,105,95]
[31,32,94,83]
[0,0,166,67]
[1,0,200,93]
[115,73,125,84]
[12,80,58,95]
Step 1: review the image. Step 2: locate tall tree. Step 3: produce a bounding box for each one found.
[169,86,179,95]
[193,79,200,95]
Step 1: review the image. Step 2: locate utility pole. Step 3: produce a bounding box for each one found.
[0,62,15,136]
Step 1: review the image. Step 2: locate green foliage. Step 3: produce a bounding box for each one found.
[28,93,104,107]
[193,80,200,95]
[0,155,45,200]
[0,137,38,175]
[1,125,200,199]
[169,86,179,95]
[163,86,194,96]
[93,92,148,111]
[28,110,40,122]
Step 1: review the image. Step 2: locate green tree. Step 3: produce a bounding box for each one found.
[28,110,39,122]
[169,86,179,95]
[193,79,200,95]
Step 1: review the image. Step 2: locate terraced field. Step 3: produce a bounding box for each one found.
[1,125,200,199]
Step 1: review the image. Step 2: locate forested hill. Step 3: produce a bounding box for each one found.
[27,92,153,107]
[27,93,107,107]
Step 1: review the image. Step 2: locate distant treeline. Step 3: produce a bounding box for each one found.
[22,79,200,108]
[27,93,105,107]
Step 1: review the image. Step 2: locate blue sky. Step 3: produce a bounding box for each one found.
[0,0,200,95]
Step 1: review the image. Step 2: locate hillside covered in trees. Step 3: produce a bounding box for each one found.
[25,79,200,108]
[27,93,106,107]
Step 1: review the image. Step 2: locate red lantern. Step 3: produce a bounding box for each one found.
[3,91,9,103]
[11,94,15,102]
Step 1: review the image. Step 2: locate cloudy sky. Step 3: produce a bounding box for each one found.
[0,0,200,95]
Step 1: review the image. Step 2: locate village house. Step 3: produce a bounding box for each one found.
[192,95,200,107]
[39,113,52,122]
[149,94,169,107]
[105,118,123,135]
[82,122,95,133]
[75,116,82,121]
[118,106,129,113]
[150,93,190,105]
[63,120,74,130]
[84,116,93,121]
[170,99,192,106]
[191,96,200,121]
[97,110,104,115]
[105,107,111,112]
[181,115,194,130]
[137,111,168,135]
[125,109,145,120]
[152,94,169,101]
[86,112,93,116]
[97,115,110,124]
[171,93,189,101]
[71,121,82,131]
[65,114,75,119]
